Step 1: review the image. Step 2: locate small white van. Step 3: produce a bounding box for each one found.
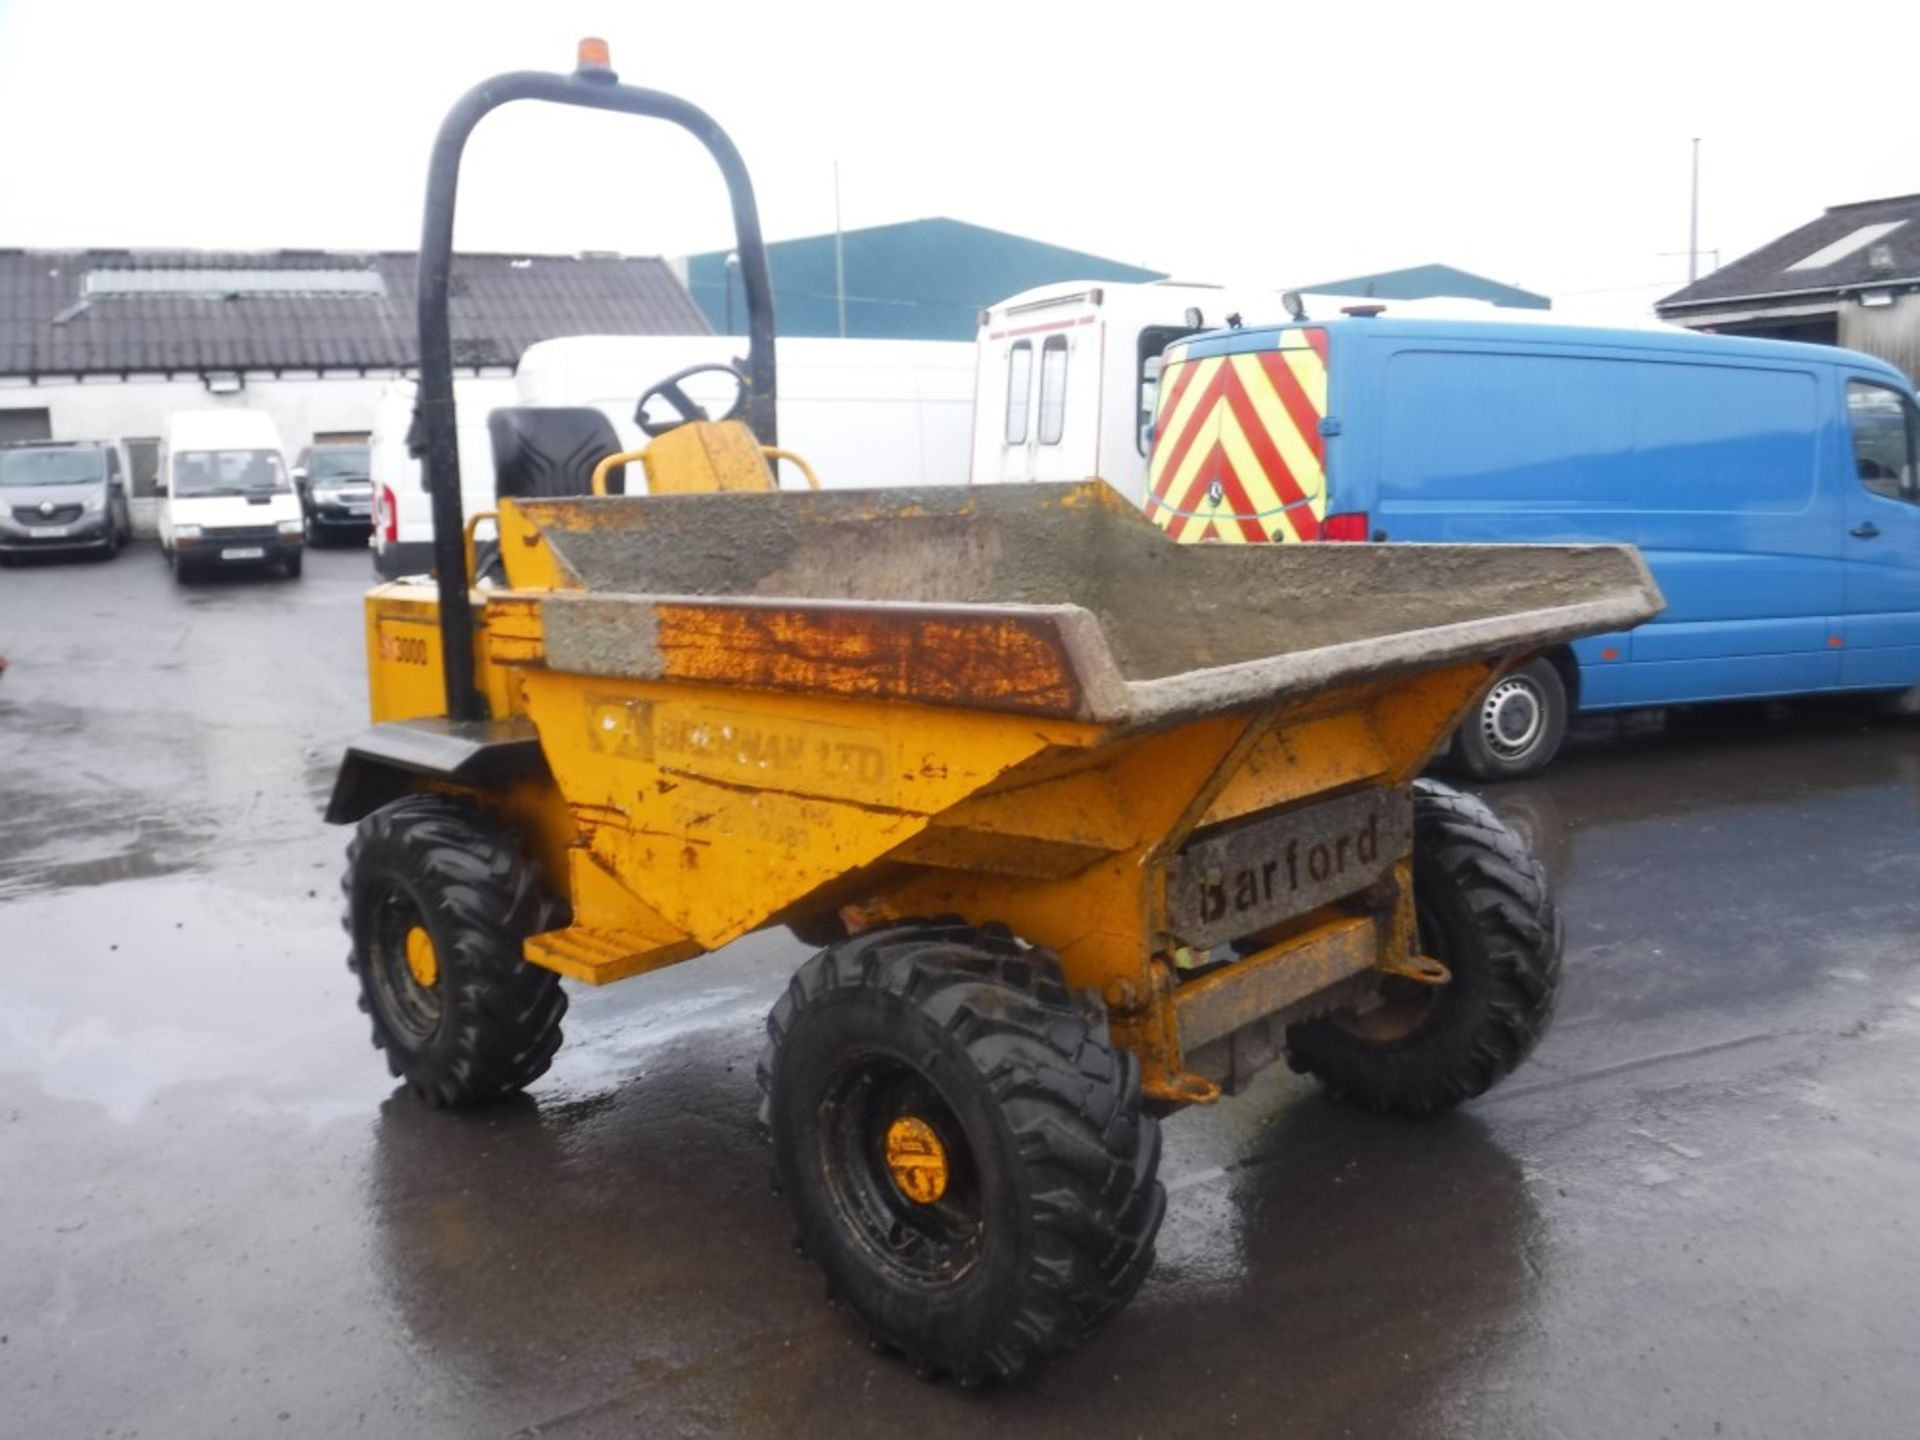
[159,409,304,581]
[368,376,518,579]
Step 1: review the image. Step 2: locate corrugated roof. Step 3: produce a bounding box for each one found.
[1658,194,1920,311]
[0,249,708,378]
[1289,263,1551,311]
[684,217,1164,341]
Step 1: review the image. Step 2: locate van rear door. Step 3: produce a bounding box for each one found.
[1144,328,1330,543]
[973,298,1103,485]
[1838,374,1920,691]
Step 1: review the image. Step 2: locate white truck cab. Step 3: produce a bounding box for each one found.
[969,281,1297,504]
[159,409,304,580]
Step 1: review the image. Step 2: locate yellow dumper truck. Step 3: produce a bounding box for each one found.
[326,44,1663,1383]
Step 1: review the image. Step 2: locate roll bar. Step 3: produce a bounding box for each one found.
[416,42,777,721]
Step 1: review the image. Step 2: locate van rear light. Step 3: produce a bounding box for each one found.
[379,485,398,542]
[1319,511,1370,542]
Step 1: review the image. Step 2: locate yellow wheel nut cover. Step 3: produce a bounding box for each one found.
[404,925,439,988]
[883,1116,949,1205]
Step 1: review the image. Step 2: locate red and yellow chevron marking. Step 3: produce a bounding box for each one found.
[1144,328,1329,544]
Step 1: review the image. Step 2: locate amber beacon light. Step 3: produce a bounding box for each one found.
[576,37,613,74]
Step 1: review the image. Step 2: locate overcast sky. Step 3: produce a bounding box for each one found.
[3,0,1917,320]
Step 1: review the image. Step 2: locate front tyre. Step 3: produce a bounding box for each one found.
[1452,657,1568,780]
[759,921,1164,1385]
[1285,778,1562,1117]
[343,794,567,1107]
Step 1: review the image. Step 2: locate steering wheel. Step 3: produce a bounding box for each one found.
[634,361,748,438]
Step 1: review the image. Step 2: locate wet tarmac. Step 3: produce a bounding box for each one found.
[3,541,1918,1438]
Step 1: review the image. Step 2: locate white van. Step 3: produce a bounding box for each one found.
[159,409,303,580]
[369,376,518,578]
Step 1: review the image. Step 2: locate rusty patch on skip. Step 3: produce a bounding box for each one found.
[648,604,1084,716]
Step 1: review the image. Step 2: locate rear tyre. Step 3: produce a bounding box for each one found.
[759,921,1164,1385]
[1285,778,1562,1117]
[1452,658,1568,780]
[343,794,567,1107]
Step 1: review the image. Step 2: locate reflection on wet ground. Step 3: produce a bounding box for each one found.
[3,545,1918,1437]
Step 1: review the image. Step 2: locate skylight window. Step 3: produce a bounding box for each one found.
[1786,220,1908,272]
[84,268,386,297]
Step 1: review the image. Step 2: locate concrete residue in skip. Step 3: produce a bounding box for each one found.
[524,481,1659,706]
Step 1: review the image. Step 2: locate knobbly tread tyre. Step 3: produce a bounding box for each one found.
[343,794,566,1108]
[758,920,1165,1385]
[1286,778,1562,1117]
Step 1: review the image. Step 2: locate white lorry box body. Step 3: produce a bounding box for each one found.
[515,335,975,489]
[370,338,973,577]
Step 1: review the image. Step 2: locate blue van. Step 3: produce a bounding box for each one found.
[1147,315,1920,776]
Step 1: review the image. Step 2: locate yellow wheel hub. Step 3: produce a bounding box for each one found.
[883,1115,949,1205]
[403,925,439,988]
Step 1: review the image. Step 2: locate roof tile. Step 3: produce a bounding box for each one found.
[1658,194,1920,310]
[0,249,708,377]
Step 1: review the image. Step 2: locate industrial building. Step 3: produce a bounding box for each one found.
[1290,263,1550,310]
[1656,193,1920,382]
[0,248,707,511]
[683,217,1164,341]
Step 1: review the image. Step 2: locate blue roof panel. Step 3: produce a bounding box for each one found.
[685,217,1164,341]
[1292,263,1550,311]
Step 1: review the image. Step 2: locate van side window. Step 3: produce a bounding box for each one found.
[1004,341,1033,445]
[1846,381,1920,503]
[1037,335,1069,446]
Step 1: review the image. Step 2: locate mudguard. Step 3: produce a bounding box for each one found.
[324,717,548,824]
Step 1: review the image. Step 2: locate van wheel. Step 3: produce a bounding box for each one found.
[1452,658,1567,780]
[284,553,303,579]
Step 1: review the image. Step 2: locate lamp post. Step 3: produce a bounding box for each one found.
[1688,137,1701,285]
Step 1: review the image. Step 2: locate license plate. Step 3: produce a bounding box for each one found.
[1166,788,1413,948]
[221,546,266,560]
[345,505,371,517]
[32,525,70,538]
